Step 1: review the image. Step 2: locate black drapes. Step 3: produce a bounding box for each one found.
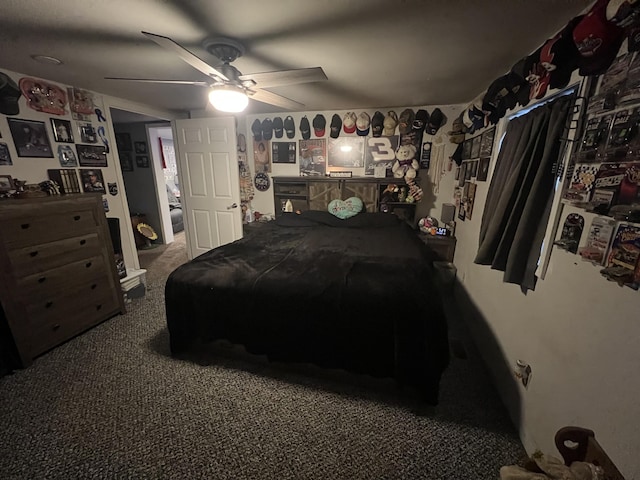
[475,94,573,291]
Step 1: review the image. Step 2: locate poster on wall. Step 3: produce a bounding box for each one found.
[7,118,53,158]
[364,135,398,176]
[299,139,326,176]
[328,136,364,168]
[254,139,271,173]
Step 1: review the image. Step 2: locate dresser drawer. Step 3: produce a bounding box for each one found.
[26,278,118,324]
[3,209,97,248]
[15,255,108,299]
[28,290,119,356]
[7,233,102,275]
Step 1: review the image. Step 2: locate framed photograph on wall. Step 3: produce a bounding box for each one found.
[50,118,74,143]
[480,127,495,157]
[462,138,472,160]
[272,141,296,164]
[328,136,365,168]
[471,135,481,159]
[76,144,107,167]
[136,155,149,168]
[134,141,147,154]
[120,152,134,171]
[477,157,490,181]
[0,142,13,165]
[115,132,132,152]
[79,168,106,193]
[7,118,53,158]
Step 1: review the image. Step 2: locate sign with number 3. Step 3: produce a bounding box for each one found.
[364,135,399,175]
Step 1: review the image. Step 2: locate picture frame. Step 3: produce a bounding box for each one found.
[78,122,98,144]
[271,141,296,164]
[115,132,132,152]
[136,155,149,168]
[50,118,74,143]
[458,162,467,187]
[119,151,134,171]
[477,157,490,181]
[480,127,495,157]
[7,118,53,158]
[79,168,106,193]
[0,142,13,166]
[76,144,107,167]
[462,138,472,160]
[471,135,481,159]
[0,174,15,192]
[134,141,147,154]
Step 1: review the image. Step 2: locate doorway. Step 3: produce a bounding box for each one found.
[110,108,180,266]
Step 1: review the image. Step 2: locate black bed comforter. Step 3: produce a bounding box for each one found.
[165,211,450,404]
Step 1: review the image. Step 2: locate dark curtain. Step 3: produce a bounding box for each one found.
[474,94,573,291]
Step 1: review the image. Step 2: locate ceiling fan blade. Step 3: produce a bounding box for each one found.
[239,67,327,88]
[141,31,228,81]
[248,89,305,110]
[104,77,210,86]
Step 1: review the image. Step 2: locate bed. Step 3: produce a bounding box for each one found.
[165,210,450,404]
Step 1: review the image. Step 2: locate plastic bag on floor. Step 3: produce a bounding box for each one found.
[500,453,603,480]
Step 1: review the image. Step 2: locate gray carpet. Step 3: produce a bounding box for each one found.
[0,233,526,479]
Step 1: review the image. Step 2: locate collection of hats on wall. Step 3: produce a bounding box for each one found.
[250,108,445,142]
[449,0,640,144]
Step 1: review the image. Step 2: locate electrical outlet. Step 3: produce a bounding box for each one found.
[514,360,532,388]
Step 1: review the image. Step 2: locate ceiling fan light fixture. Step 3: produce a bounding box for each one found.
[208,85,249,113]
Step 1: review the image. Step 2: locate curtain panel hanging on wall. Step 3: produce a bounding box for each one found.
[474,94,574,292]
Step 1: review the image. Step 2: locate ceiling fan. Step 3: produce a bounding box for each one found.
[105,31,328,112]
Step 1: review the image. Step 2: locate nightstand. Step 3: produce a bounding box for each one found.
[418,233,456,262]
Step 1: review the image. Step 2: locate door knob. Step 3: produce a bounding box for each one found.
[227,203,238,209]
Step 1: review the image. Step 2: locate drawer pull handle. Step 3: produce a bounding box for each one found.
[80,239,87,245]
[29,251,39,257]
[96,304,102,311]
[74,215,81,221]
[45,301,54,309]
[38,277,46,284]
[52,324,60,331]
[91,283,97,290]
[85,262,92,268]
[21,223,30,229]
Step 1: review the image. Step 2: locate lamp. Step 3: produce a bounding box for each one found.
[208,85,249,113]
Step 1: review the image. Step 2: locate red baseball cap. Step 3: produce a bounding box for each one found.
[573,0,625,76]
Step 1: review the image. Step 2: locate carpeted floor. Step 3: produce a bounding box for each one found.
[0,230,526,479]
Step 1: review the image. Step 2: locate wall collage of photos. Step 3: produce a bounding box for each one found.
[453,126,496,221]
[554,50,640,290]
[0,73,118,202]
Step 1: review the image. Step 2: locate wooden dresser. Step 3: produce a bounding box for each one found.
[0,194,126,368]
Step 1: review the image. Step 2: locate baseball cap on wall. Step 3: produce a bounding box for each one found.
[398,108,415,135]
[343,112,357,134]
[273,117,284,138]
[356,112,370,136]
[300,116,311,139]
[284,116,295,138]
[313,114,326,137]
[573,0,625,76]
[425,108,444,135]
[413,109,429,132]
[262,118,273,140]
[251,119,263,141]
[330,113,342,138]
[371,111,384,137]
[0,72,21,115]
[383,111,398,136]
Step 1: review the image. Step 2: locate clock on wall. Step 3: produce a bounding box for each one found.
[254,172,270,191]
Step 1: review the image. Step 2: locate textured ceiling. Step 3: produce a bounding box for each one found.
[0,0,592,116]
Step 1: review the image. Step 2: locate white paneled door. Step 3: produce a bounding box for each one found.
[173,117,242,260]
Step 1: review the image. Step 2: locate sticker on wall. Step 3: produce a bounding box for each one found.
[108,182,118,196]
[254,172,270,191]
[97,126,110,153]
[102,196,109,212]
[0,142,12,165]
[19,77,67,115]
[57,145,77,167]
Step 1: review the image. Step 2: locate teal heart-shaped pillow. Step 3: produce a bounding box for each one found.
[328,197,363,219]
